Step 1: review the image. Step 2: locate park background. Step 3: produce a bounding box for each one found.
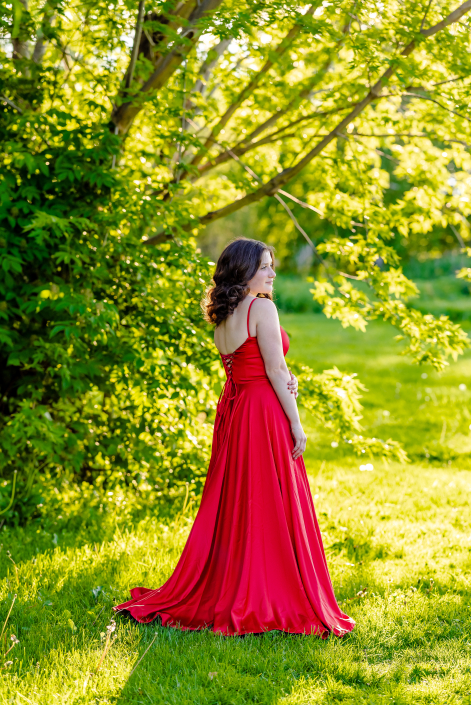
[1,0,471,702]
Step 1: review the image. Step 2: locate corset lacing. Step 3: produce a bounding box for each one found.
[214,351,238,449]
[213,297,258,452]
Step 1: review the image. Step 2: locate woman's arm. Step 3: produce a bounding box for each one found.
[254,299,307,460]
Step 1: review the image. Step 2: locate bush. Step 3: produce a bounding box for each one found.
[0,115,218,524]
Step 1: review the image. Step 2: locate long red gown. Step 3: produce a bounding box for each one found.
[114,298,355,637]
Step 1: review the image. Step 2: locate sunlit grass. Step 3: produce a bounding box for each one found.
[1,314,470,704]
[283,313,471,466]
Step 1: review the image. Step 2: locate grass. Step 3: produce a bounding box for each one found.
[283,313,471,465]
[1,313,471,704]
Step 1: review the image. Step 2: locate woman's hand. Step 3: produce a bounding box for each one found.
[290,423,307,460]
[287,370,298,399]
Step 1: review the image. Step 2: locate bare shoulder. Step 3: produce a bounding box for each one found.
[252,297,279,321]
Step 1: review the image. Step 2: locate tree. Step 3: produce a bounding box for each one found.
[1,0,470,519]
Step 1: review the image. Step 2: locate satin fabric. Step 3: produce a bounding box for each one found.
[114,300,355,637]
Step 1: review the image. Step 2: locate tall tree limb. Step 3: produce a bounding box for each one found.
[355,132,471,148]
[12,0,29,60]
[194,104,355,179]
[152,11,351,198]
[144,119,325,250]
[403,91,471,122]
[111,0,224,134]
[191,38,231,97]
[229,15,352,151]
[158,17,352,191]
[179,15,352,184]
[125,1,145,90]
[195,0,471,228]
[188,2,322,168]
[32,3,55,65]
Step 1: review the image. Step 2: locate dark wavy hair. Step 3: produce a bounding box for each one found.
[203,238,275,327]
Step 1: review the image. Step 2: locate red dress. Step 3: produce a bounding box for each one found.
[114,298,355,636]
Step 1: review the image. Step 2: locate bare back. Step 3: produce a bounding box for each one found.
[214,295,257,356]
[214,294,286,375]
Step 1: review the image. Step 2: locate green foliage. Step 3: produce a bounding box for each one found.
[274,274,323,313]
[2,0,471,519]
[310,270,469,370]
[0,102,218,521]
[291,362,408,463]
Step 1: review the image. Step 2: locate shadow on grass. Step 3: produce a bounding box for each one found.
[0,500,183,581]
[2,519,471,705]
[111,600,471,705]
[112,622,350,705]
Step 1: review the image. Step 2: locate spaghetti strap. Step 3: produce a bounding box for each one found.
[247,297,257,337]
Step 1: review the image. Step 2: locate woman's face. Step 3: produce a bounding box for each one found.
[247,250,275,296]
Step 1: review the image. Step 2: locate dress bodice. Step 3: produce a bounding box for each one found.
[219,299,289,385]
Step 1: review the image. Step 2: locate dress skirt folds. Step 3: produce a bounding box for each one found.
[114,299,355,637]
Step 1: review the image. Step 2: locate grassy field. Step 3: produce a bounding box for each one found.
[283,313,471,466]
[1,314,471,705]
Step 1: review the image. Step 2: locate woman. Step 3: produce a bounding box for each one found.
[114,238,354,637]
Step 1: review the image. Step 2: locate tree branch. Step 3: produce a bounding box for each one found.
[188,2,321,168]
[145,124,329,274]
[191,38,231,97]
[420,0,434,30]
[12,0,29,60]
[230,15,353,150]
[194,134,338,281]
[354,132,471,148]
[1,95,23,112]
[194,105,353,178]
[143,230,174,246]
[32,4,55,64]
[273,192,333,279]
[432,75,468,86]
[1,94,51,147]
[154,15,353,192]
[195,1,471,228]
[403,91,471,123]
[124,1,145,90]
[449,222,466,247]
[421,0,471,35]
[277,189,323,216]
[111,0,225,134]
[52,42,115,108]
[144,125,367,296]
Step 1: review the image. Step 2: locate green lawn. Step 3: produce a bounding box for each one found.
[283,313,471,466]
[1,314,471,705]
